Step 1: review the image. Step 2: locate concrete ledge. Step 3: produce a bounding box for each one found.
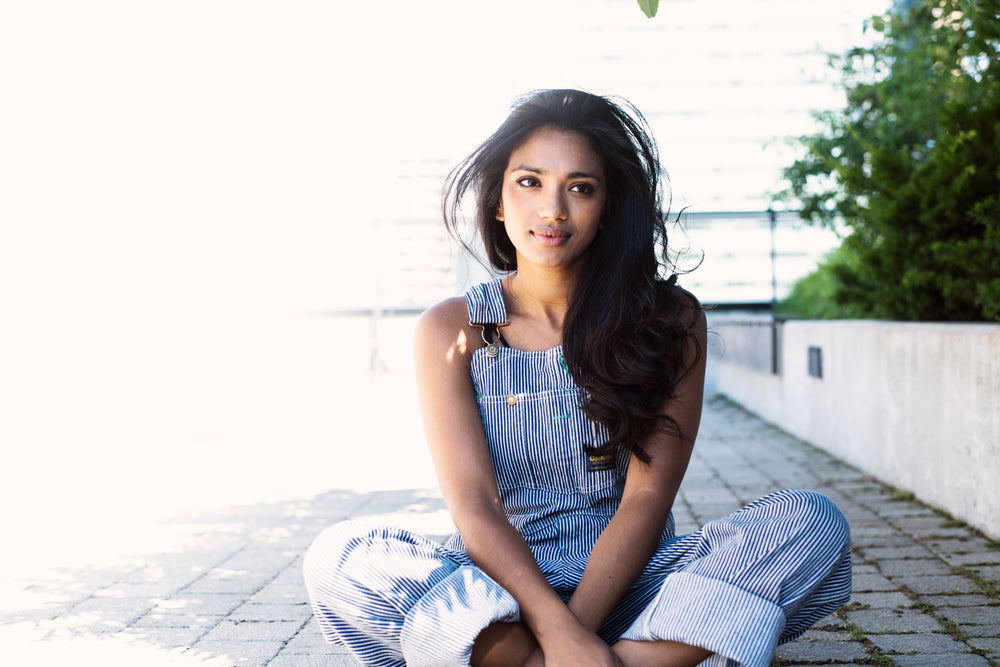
[713,319,1000,539]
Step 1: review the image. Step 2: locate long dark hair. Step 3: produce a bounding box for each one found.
[443,89,701,461]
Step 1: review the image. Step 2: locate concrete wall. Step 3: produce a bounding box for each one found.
[711,318,1000,539]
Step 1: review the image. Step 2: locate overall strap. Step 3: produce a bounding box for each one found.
[465,278,509,326]
[464,279,509,357]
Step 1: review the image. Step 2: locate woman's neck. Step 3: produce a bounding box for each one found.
[502,266,576,346]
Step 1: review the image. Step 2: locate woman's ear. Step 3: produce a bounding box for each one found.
[496,201,504,222]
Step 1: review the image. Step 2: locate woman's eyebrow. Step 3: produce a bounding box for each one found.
[510,164,602,181]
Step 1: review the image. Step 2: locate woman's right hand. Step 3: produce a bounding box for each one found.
[525,620,624,667]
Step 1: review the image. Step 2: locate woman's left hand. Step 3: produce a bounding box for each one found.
[523,621,624,667]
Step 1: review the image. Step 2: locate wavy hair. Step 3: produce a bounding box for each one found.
[443,89,701,461]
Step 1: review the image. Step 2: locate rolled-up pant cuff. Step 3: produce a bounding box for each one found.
[620,571,785,667]
[400,566,520,666]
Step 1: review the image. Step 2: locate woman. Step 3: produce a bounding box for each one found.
[304,89,851,667]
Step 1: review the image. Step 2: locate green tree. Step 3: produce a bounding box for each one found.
[781,0,1000,321]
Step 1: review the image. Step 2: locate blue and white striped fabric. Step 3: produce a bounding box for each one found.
[303,279,852,667]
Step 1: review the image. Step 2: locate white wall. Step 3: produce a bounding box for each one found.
[713,320,1000,539]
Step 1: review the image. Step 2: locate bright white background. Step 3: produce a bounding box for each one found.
[0,0,888,575]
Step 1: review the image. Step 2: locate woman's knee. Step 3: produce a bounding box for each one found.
[774,489,851,549]
[303,520,382,598]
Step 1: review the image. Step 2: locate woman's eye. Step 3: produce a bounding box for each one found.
[570,183,594,195]
[517,176,540,187]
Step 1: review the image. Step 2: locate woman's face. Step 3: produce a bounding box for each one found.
[497,127,606,273]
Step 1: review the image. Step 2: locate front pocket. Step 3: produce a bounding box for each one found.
[476,393,535,490]
[477,389,627,495]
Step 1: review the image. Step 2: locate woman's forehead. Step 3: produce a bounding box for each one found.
[506,127,604,176]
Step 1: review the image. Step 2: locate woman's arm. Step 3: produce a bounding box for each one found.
[568,307,708,632]
[414,300,614,665]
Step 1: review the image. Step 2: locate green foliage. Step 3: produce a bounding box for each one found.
[780,0,1000,321]
[636,0,659,18]
[779,245,871,319]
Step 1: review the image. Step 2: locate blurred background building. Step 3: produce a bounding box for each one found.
[341,0,892,312]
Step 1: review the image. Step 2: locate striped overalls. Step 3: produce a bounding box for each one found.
[304,279,852,666]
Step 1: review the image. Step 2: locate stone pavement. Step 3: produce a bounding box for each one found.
[3,396,998,666]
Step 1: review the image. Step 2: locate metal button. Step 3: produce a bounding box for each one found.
[506,394,518,406]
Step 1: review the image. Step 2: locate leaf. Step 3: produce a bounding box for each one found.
[637,0,659,18]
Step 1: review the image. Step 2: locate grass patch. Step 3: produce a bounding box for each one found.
[860,643,897,666]
[951,566,1000,601]
[840,616,899,665]
[937,618,970,641]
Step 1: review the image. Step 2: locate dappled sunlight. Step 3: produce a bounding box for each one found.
[2,630,236,666]
[2,486,451,664]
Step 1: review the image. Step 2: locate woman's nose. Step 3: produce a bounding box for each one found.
[540,189,568,222]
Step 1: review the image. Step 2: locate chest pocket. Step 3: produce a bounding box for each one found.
[478,388,626,495]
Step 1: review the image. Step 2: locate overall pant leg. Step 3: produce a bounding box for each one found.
[620,489,852,667]
[303,520,519,667]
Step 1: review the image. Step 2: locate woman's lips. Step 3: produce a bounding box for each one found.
[532,227,570,247]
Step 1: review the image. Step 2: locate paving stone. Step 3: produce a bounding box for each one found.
[228,602,312,622]
[282,627,332,653]
[199,618,303,642]
[269,564,307,588]
[851,521,899,534]
[270,654,358,667]
[877,558,954,577]
[852,573,899,592]
[921,594,996,607]
[808,611,847,629]
[861,545,932,560]
[217,549,299,574]
[849,591,913,608]
[131,609,224,630]
[920,537,995,554]
[182,570,275,595]
[894,515,964,530]
[893,654,991,667]
[847,608,943,633]
[245,584,307,605]
[870,502,930,519]
[151,593,245,616]
[123,625,207,648]
[42,614,132,637]
[269,653,360,666]
[964,624,1000,637]
[64,595,156,619]
[795,629,854,642]
[187,639,284,666]
[870,632,968,654]
[941,551,1000,567]
[851,533,920,549]
[892,575,975,595]
[966,636,1000,654]
[852,563,880,575]
[93,580,189,598]
[906,526,974,539]
[774,638,867,661]
[936,606,1000,625]
[972,564,1000,580]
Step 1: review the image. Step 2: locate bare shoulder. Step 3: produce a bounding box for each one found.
[414,296,478,361]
